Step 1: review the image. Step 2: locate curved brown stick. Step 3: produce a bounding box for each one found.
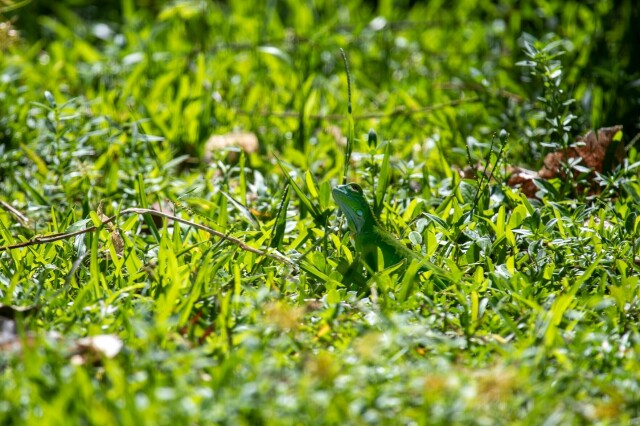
[0,207,296,267]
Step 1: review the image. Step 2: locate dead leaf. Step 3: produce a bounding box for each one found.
[506,166,539,198]
[96,200,110,225]
[204,131,259,159]
[507,125,624,198]
[539,125,624,179]
[72,334,123,364]
[110,228,124,256]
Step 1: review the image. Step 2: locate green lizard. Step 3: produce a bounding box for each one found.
[332,182,424,273]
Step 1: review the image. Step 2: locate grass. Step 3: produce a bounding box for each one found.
[1,0,640,424]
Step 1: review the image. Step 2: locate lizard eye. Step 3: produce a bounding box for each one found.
[348,183,363,194]
[356,210,363,217]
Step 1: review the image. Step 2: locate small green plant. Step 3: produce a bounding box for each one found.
[517,34,592,198]
[518,35,578,152]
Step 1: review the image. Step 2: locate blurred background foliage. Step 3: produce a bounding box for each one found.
[1,1,640,423]
[2,0,638,167]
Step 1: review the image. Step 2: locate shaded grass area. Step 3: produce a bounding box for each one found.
[1,0,640,423]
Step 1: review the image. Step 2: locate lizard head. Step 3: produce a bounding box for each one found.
[332,183,375,234]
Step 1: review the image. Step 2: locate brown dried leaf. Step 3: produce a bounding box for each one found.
[71,334,123,364]
[457,162,495,180]
[508,125,624,198]
[506,166,539,198]
[110,228,124,256]
[204,131,259,160]
[539,125,623,179]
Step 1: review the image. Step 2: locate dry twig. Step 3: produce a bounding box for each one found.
[0,207,296,267]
